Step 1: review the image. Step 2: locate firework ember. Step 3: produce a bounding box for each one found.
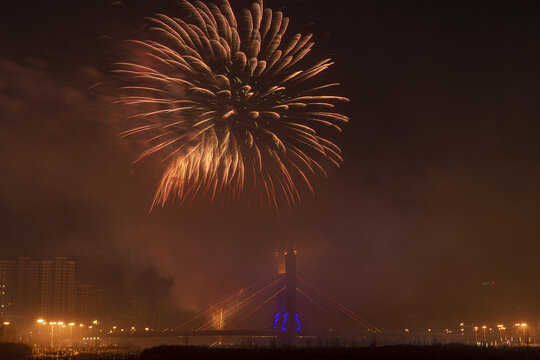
[116,0,349,210]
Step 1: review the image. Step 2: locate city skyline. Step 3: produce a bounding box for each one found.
[0,257,101,323]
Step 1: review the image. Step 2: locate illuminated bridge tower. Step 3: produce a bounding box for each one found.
[285,249,297,345]
[274,249,299,345]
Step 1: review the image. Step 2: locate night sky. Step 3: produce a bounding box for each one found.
[1,0,540,329]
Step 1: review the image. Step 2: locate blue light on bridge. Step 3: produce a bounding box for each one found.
[272,312,301,331]
[281,313,288,331]
[272,313,281,330]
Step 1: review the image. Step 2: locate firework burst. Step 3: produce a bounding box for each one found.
[116,0,349,211]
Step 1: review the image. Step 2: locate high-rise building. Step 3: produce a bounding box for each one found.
[14,258,42,316]
[0,260,16,318]
[50,257,76,318]
[76,283,102,321]
[0,257,100,322]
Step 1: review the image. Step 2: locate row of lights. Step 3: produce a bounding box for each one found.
[404,323,529,334]
[107,326,154,333]
[36,319,99,327]
[38,320,76,327]
[470,323,527,331]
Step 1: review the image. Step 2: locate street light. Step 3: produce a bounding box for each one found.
[514,323,527,345]
[68,323,75,347]
[36,319,45,340]
[520,324,528,346]
[49,322,57,348]
[496,324,505,344]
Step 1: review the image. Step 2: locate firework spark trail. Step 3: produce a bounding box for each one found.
[116,0,349,210]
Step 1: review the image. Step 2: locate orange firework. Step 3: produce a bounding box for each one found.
[116,0,349,211]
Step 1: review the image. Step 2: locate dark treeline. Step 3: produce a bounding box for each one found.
[138,345,540,360]
[0,342,32,360]
[24,345,540,360]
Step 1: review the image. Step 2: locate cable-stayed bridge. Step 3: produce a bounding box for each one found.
[107,250,402,346]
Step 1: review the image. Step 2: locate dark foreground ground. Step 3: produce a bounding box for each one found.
[139,345,540,360]
[0,342,32,360]
[4,343,540,360]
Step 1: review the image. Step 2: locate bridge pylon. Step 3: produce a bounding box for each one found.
[274,248,298,346]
